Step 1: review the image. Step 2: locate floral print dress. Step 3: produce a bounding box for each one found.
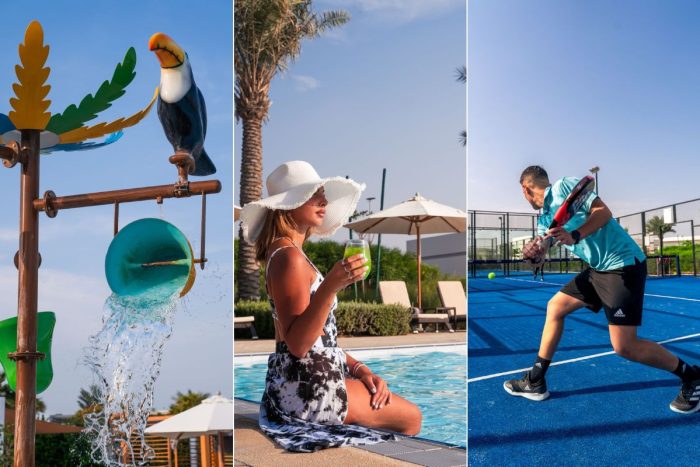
[258,245,395,452]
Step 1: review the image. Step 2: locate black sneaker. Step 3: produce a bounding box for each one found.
[503,372,550,401]
[670,375,700,414]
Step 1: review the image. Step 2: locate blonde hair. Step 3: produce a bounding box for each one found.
[255,209,310,263]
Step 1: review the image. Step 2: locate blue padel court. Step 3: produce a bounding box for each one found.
[468,271,700,466]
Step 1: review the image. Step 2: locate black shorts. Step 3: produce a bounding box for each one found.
[559,258,647,326]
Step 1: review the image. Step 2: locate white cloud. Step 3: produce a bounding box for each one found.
[293,75,321,92]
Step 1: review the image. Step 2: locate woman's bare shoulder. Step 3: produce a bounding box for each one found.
[266,242,312,283]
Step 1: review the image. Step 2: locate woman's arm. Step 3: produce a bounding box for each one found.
[268,248,367,358]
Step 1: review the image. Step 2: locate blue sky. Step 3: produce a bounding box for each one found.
[0,1,232,414]
[469,0,700,217]
[235,0,466,250]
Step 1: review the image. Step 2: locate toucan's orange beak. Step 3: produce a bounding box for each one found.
[149,32,185,68]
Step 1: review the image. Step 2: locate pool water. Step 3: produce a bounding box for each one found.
[235,349,466,447]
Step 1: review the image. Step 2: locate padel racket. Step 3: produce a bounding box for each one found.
[532,175,596,277]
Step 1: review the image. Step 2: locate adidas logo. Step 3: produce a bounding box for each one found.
[535,363,542,368]
[614,309,626,318]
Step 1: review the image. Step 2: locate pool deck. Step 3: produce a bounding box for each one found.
[235,332,466,466]
[234,399,466,467]
[235,331,466,355]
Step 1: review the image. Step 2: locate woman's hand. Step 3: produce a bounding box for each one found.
[323,254,368,292]
[359,373,392,410]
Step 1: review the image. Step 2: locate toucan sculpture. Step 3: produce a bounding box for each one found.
[149,33,215,176]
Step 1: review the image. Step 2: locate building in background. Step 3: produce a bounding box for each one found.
[407,233,466,277]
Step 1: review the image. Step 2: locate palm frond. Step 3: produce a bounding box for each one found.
[315,10,351,34]
[456,66,467,83]
[459,130,467,147]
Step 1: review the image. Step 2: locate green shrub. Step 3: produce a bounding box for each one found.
[234,300,411,338]
[234,300,275,339]
[335,301,411,336]
[1,431,100,467]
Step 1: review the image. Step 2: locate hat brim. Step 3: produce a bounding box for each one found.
[240,177,365,243]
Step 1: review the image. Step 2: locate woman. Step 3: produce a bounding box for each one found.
[240,161,422,453]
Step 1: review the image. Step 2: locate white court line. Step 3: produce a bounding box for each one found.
[645,293,700,303]
[468,332,700,383]
[506,277,700,302]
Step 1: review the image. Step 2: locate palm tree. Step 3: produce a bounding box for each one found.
[235,0,350,300]
[0,371,46,414]
[456,66,466,146]
[169,390,210,414]
[646,215,675,251]
[77,384,102,410]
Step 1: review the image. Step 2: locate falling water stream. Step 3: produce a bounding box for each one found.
[83,285,180,466]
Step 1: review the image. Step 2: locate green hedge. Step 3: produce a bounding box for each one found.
[234,300,276,338]
[335,301,411,336]
[1,431,99,467]
[235,300,411,338]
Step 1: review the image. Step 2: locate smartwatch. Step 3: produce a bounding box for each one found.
[571,230,581,244]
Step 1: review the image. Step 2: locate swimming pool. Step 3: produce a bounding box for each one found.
[235,344,466,447]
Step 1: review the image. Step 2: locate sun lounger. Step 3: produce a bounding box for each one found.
[437,281,466,327]
[379,281,453,333]
[234,315,259,339]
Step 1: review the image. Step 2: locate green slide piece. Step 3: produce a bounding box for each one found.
[105,218,195,298]
[0,311,56,394]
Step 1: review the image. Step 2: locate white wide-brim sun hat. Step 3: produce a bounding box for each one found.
[240,160,365,242]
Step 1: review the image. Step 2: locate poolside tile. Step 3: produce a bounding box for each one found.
[391,448,467,467]
[359,440,425,456]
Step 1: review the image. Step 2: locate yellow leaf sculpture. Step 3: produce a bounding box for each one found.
[9,21,52,130]
[59,88,158,144]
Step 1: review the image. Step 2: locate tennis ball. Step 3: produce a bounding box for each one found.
[488,272,496,280]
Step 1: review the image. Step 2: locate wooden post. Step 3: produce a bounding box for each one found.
[13,129,41,467]
[217,432,224,467]
[200,435,209,467]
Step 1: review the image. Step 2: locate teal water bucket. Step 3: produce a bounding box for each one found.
[105,218,195,297]
[0,311,56,394]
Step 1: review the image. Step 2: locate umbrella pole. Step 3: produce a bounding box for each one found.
[416,222,422,309]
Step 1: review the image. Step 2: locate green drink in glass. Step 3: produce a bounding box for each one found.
[344,239,371,280]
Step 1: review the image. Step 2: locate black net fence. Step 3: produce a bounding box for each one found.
[468,207,694,277]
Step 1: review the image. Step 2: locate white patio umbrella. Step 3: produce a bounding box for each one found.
[145,395,233,466]
[344,193,466,308]
[234,205,241,221]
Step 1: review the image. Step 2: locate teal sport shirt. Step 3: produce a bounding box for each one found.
[537,177,645,271]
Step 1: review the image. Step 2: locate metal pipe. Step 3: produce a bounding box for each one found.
[34,180,221,213]
[14,129,41,467]
[200,194,207,270]
[692,221,697,277]
[113,201,119,236]
[374,168,386,299]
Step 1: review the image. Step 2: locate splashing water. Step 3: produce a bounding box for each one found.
[83,288,179,466]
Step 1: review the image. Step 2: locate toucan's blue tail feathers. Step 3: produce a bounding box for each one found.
[192,147,216,176]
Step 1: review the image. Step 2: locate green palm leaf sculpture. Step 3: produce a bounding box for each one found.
[46,47,137,135]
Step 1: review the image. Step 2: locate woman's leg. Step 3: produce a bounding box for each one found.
[344,378,422,436]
